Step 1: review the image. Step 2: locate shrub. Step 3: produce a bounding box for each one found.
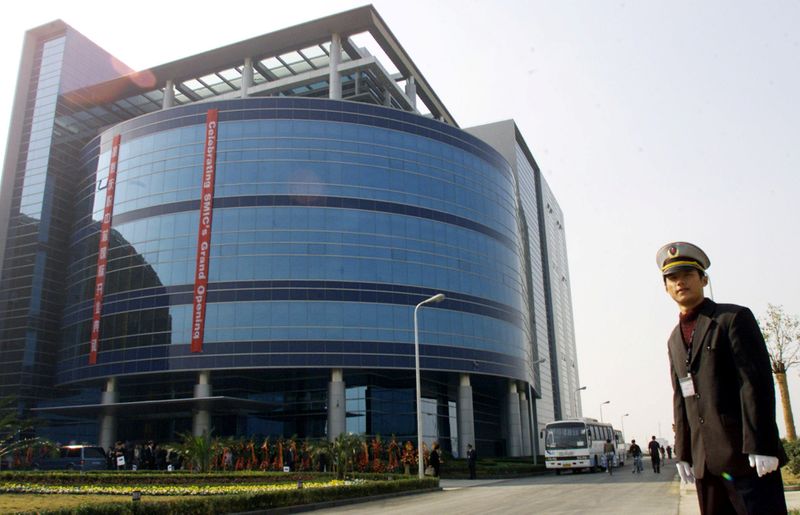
[784,439,800,475]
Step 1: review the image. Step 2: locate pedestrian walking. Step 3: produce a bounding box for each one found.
[603,439,616,475]
[629,440,643,473]
[648,436,661,473]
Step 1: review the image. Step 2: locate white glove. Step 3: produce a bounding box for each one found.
[676,461,695,484]
[748,454,779,477]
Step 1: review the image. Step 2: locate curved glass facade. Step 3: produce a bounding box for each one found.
[59,98,532,386]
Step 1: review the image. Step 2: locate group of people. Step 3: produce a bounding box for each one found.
[601,436,671,475]
[106,440,180,471]
[426,442,477,479]
[626,437,673,474]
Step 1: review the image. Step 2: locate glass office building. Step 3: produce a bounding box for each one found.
[0,7,579,457]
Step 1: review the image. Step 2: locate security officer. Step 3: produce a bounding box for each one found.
[658,241,787,515]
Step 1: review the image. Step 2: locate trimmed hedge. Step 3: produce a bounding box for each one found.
[32,478,438,515]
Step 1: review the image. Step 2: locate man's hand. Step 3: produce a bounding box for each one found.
[748,454,779,477]
[676,461,695,484]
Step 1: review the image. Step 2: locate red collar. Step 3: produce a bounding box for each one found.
[679,298,709,323]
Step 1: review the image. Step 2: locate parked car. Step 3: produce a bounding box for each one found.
[32,445,108,471]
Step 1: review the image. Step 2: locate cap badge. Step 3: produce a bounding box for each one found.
[668,246,679,258]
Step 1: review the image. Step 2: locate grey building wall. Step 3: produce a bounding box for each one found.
[540,181,581,419]
[465,120,581,453]
[515,144,556,425]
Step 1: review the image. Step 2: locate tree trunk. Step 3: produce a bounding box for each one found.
[775,372,797,441]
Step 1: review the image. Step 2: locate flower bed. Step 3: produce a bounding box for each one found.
[0,479,346,496]
[13,477,439,514]
[0,471,333,486]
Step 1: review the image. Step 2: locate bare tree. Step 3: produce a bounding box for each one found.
[760,304,800,441]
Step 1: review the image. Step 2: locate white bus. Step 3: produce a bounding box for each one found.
[543,418,621,473]
[614,429,626,466]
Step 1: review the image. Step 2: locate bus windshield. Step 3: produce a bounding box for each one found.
[545,423,588,449]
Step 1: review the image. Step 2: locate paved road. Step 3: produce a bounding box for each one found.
[317,465,682,515]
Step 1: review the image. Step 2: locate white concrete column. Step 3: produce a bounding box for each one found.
[457,373,475,459]
[98,377,118,450]
[354,73,361,95]
[519,385,532,456]
[192,370,212,436]
[404,76,417,110]
[327,368,346,440]
[383,88,392,107]
[329,34,342,100]
[507,380,522,457]
[241,57,253,98]
[162,80,174,109]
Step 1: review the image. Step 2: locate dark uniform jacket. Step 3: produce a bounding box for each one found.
[668,299,787,479]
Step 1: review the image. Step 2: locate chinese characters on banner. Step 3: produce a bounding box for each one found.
[89,134,121,365]
[191,109,219,353]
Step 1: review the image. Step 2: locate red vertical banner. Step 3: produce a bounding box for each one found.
[191,109,219,353]
[89,134,122,365]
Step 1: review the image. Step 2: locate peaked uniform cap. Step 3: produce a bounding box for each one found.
[656,242,711,276]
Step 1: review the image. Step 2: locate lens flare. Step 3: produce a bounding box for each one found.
[721,472,733,481]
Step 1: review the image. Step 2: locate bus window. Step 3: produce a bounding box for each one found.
[545,423,588,449]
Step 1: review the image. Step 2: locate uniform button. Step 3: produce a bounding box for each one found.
[699,417,705,424]
[695,393,701,399]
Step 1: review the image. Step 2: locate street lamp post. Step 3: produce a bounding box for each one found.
[621,413,629,435]
[414,293,445,479]
[574,386,586,417]
[600,400,610,422]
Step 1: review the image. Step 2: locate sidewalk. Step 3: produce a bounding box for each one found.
[678,481,800,514]
[440,477,800,514]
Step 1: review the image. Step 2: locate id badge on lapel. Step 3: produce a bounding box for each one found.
[679,374,696,398]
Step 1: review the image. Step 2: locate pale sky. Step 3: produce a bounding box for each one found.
[2,0,799,445]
